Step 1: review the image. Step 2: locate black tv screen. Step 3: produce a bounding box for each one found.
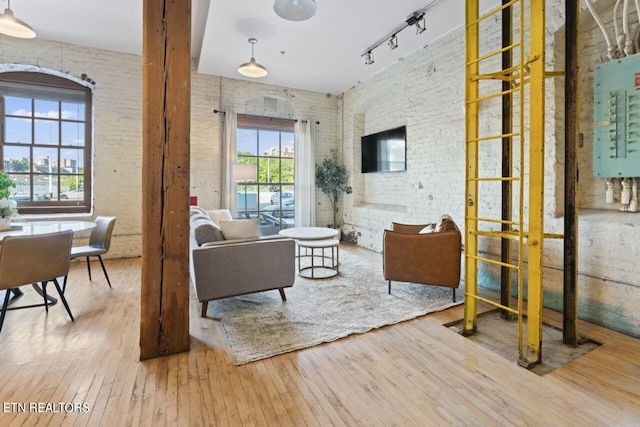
[361,126,406,173]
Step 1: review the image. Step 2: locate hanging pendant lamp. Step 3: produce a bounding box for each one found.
[0,0,36,39]
[238,38,268,78]
[274,0,317,22]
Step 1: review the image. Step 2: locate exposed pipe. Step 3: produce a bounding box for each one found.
[584,0,617,60]
[629,178,638,212]
[624,0,634,55]
[614,0,625,56]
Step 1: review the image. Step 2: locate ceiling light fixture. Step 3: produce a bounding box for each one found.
[361,0,438,66]
[0,0,35,39]
[273,0,317,22]
[388,34,398,50]
[365,51,374,65]
[238,38,268,78]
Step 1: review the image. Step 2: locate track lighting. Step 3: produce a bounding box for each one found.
[388,34,398,50]
[415,16,426,35]
[361,3,435,66]
[365,51,374,65]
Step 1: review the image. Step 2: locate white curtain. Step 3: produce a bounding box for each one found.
[221,111,238,215]
[294,120,316,226]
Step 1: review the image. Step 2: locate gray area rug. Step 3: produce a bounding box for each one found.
[208,248,464,365]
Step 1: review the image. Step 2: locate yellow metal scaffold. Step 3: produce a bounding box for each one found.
[463,0,559,367]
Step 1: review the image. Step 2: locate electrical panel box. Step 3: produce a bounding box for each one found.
[593,54,640,178]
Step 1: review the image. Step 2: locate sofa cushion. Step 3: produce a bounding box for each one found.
[190,206,208,217]
[218,219,260,240]
[419,223,437,234]
[207,209,233,225]
[436,214,458,232]
[193,218,224,246]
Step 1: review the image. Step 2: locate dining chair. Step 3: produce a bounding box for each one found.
[0,230,75,333]
[63,216,116,292]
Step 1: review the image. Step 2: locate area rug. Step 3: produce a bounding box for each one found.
[208,248,464,365]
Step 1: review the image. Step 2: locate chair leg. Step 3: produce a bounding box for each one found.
[62,275,68,294]
[86,257,92,281]
[0,291,11,333]
[278,288,287,301]
[53,279,74,321]
[452,288,456,303]
[97,255,112,288]
[201,301,208,318]
[42,281,49,313]
[388,280,391,295]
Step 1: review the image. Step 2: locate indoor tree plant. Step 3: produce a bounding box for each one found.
[315,154,352,229]
[0,170,17,230]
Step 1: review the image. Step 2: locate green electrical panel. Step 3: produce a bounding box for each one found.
[593,54,640,178]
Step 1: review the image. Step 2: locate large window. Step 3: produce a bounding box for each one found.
[0,72,92,214]
[236,115,295,235]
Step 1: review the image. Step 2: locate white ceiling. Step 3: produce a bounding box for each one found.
[14,0,498,95]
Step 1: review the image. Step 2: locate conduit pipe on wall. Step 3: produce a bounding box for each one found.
[584,0,618,60]
[624,0,634,55]
[614,0,626,56]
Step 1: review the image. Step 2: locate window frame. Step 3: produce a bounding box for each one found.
[0,72,92,214]
[236,114,295,232]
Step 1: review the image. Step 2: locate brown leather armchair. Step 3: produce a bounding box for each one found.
[383,216,462,302]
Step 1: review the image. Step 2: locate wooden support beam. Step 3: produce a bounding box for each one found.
[563,0,579,346]
[140,0,191,360]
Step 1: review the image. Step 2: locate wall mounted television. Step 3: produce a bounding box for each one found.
[361,126,407,173]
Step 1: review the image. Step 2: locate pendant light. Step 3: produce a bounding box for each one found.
[274,0,317,22]
[0,0,36,39]
[238,38,268,78]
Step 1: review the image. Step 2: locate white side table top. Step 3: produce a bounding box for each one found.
[0,221,96,241]
[279,226,339,240]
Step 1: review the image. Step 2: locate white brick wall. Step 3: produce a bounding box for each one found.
[340,0,640,337]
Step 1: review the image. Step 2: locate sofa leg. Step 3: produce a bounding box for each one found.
[201,301,208,318]
[452,288,456,303]
[279,288,287,301]
[388,280,391,295]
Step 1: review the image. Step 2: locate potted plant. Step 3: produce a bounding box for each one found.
[315,154,352,230]
[0,170,17,230]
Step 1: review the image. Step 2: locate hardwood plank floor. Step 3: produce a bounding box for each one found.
[0,246,639,426]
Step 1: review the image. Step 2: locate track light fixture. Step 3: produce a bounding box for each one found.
[365,51,374,65]
[415,16,426,35]
[388,34,398,50]
[361,2,436,66]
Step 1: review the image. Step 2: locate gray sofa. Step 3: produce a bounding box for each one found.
[189,209,295,317]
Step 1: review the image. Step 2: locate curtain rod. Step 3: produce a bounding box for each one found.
[213,109,319,124]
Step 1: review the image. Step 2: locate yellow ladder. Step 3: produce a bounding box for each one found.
[463,0,555,367]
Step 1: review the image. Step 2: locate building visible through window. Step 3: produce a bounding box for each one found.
[0,72,92,214]
[236,114,295,235]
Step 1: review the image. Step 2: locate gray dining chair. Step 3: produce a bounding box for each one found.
[0,230,75,333]
[63,216,116,292]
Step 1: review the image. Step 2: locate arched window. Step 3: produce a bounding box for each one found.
[0,72,92,214]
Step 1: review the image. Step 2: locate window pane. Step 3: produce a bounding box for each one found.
[5,117,31,144]
[34,99,59,119]
[61,148,84,172]
[61,101,85,121]
[33,147,58,173]
[237,128,257,155]
[8,173,30,201]
[281,131,294,157]
[61,122,85,146]
[258,130,280,157]
[60,175,83,193]
[34,120,59,145]
[259,156,279,184]
[33,174,58,201]
[3,145,30,172]
[5,96,31,116]
[281,158,294,183]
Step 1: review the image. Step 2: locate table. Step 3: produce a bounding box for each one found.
[0,221,96,309]
[279,227,340,279]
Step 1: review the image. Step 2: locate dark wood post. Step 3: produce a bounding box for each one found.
[140,0,191,359]
[564,0,579,346]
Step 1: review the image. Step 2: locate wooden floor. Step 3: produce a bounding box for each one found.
[1,245,639,426]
